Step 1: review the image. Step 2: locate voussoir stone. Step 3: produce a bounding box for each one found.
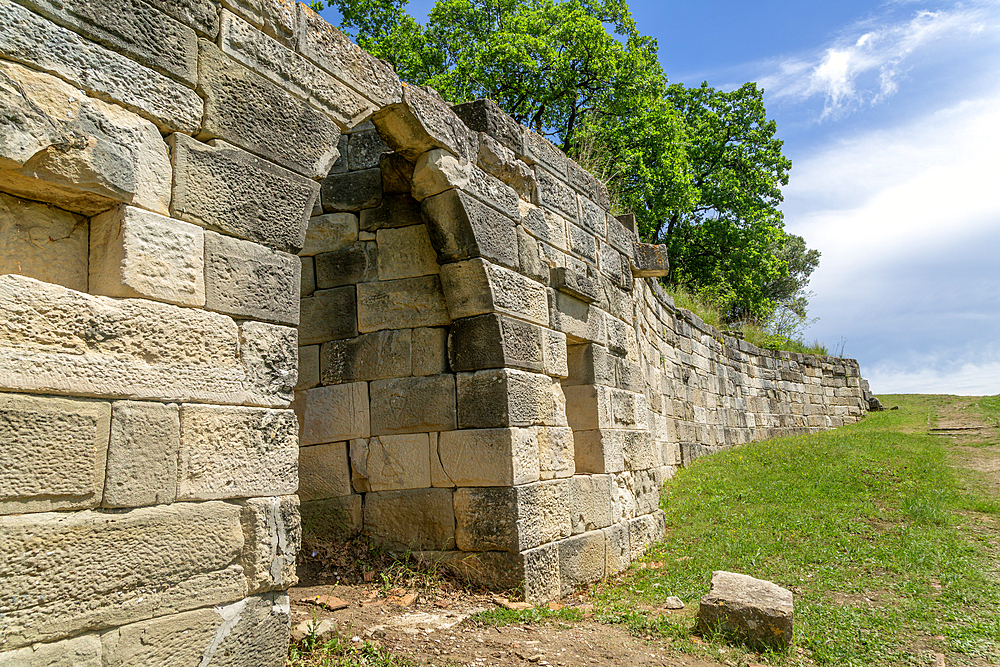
[373,84,477,162]
[698,571,794,651]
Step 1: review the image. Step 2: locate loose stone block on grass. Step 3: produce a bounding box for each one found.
[698,571,794,651]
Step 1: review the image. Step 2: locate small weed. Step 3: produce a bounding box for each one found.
[288,639,414,667]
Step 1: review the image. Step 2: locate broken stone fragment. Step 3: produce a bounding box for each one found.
[697,571,794,651]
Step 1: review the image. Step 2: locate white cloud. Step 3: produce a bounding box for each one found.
[867,359,1000,395]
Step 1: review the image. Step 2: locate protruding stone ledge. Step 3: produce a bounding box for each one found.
[632,242,670,277]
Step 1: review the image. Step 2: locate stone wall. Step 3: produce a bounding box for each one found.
[0,0,867,661]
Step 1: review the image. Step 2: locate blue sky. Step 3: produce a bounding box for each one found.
[322,0,1000,396]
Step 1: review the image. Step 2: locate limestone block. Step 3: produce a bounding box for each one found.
[0,60,172,216]
[360,194,424,232]
[516,479,573,551]
[522,542,561,603]
[605,315,632,357]
[301,494,363,540]
[603,521,630,577]
[146,0,219,36]
[558,530,606,595]
[0,275,258,405]
[298,287,358,345]
[535,168,577,221]
[457,368,567,429]
[364,488,456,551]
[301,257,316,297]
[205,231,300,326]
[103,401,178,508]
[357,275,451,333]
[623,430,657,471]
[14,0,197,85]
[549,290,607,345]
[565,343,615,387]
[577,194,607,238]
[452,99,525,155]
[0,192,88,292]
[415,550,525,591]
[100,592,290,667]
[567,222,597,262]
[169,134,319,254]
[538,426,575,480]
[350,433,431,492]
[349,127,391,170]
[0,393,110,514]
[449,313,545,373]
[517,225,547,283]
[438,427,540,487]
[178,405,298,500]
[569,474,613,536]
[322,329,411,384]
[0,502,246,649]
[299,441,352,500]
[377,224,440,280]
[220,10,373,127]
[0,0,202,132]
[553,265,598,304]
[421,188,519,269]
[698,571,794,651]
[412,150,520,219]
[520,203,568,250]
[574,429,625,474]
[522,129,567,177]
[90,205,205,307]
[412,327,449,376]
[628,510,666,560]
[321,167,383,212]
[240,321,298,405]
[372,84,476,162]
[297,382,370,445]
[240,496,301,593]
[370,374,456,435]
[631,242,670,278]
[606,214,635,255]
[199,40,341,180]
[0,633,101,667]
[301,213,359,256]
[454,486,518,551]
[566,158,607,207]
[475,131,536,200]
[542,328,569,378]
[314,242,378,288]
[296,3,402,108]
[439,258,549,326]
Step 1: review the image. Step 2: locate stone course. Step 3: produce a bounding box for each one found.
[1,2,869,661]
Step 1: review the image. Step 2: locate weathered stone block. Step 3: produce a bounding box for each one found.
[322,329,411,384]
[566,157,606,206]
[349,126,391,170]
[522,129,567,177]
[538,426,575,479]
[299,287,358,345]
[199,40,340,179]
[558,530,605,595]
[628,510,666,560]
[0,0,202,133]
[240,320,298,405]
[631,242,670,277]
[169,134,319,253]
[240,496,300,593]
[90,205,205,307]
[452,98,525,154]
[377,223,440,280]
[569,474,613,535]
[606,214,635,255]
[542,328,569,378]
[457,368,567,429]
[321,167,383,212]
[698,571,794,651]
[421,188,519,269]
[357,275,451,333]
[0,60,172,216]
[372,84,476,162]
[298,441,352,500]
[565,343,615,387]
[553,265,598,304]
[370,374,456,435]
[415,550,525,591]
[364,488,456,551]
[103,401,178,508]
[549,290,607,345]
[523,542,561,603]
[350,433,431,491]
[315,242,378,288]
[301,212,359,256]
[438,427,540,487]
[412,149,520,218]
[413,327,448,376]
[449,313,545,373]
[0,393,110,515]
[0,633,101,667]
[567,222,597,262]
[360,194,424,231]
[516,479,572,551]
[0,192,88,292]
[146,0,219,36]
[301,495,363,540]
[454,486,518,551]
[535,168,577,221]
[0,501,246,649]
[439,258,549,326]
[573,429,625,474]
[604,521,630,577]
[577,194,607,238]
[205,231,300,326]
[476,132,536,200]
[520,203,568,250]
[623,430,657,471]
[297,382,370,445]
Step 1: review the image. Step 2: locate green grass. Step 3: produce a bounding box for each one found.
[289,631,415,667]
[591,394,1000,666]
[975,395,1000,428]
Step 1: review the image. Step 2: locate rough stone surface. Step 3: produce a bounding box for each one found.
[457,368,567,429]
[475,132,536,200]
[322,167,383,212]
[569,475,613,534]
[301,213,359,256]
[538,426,575,479]
[350,433,431,491]
[299,287,358,345]
[370,374,456,435]
[0,634,101,667]
[515,479,573,551]
[698,571,794,650]
[177,405,299,500]
[358,275,451,333]
[240,321,298,406]
[103,401,179,508]
[438,427,540,487]
[452,99,525,154]
[412,327,449,376]
[632,242,670,277]
[440,258,549,326]
[301,495,363,540]
[240,496,301,593]
[323,329,411,384]
[298,441,352,501]
[314,241,378,288]
[0,393,110,514]
[412,150,519,219]
[364,488,456,551]
[522,542,561,603]
[349,127,391,170]
[360,194,424,231]
[377,223,440,280]
[603,521,630,577]
[146,0,219,36]
[373,85,477,162]
[558,530,605,595]
[421,188,519,269]
[205,231,300,326]
[169,134,319,254]
[0,192,88,293]
[296,382,370,445]
[454,487,519,552]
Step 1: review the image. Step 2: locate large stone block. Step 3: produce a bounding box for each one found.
[538,426,575,479]
[577,193,607,238]
[454,486,519,551]
[412,327,448,376]
[632,242,670,278]
[314,242,378,288]
[145,0,219,36]
[573,429,625,474]
[177,405,298,500]
[350,433,431,491]
[564,343,615,387]
[298,441,352,500]
[698,571,794,651]
[322,329,411,384]
[603,521,630,577]
[298,287,358,345]
[522,542,561,603]
[369,374,456,435]
[475,131,536,200]
[411,149,520,219]
[0,0,202,133]
[103,401,179,508]
[90,205,205,307]
[0,60,172,217]
[364,488,456,551]
[549,290,607,345]
[357,275,451,333]
[452,98,525,155]
[100,592,289,667]
[204,231,300,326]
[220,10,373,127]
[558,530,605,595]
[457,368,567,429]
[516,479,572,551]
[439,258,549,326]
[628,510,666,560]
[169,134,319,254]
[535,168,577,221]
[301,495,363,540]
[321,167,383,212]
[0,633,101,667]
[0,275,260,405]
[301,212,359,256]
[564,385,647,431]
[240,496,300,593]
[0,502,246,649]
[0,192,88,292]
[360,194,424,232]
[377,223,440,280]
[372,85,476,162]
[421,188,519,269]
[438,427,540,487]
[14,0,197,85]
[240,321,298,406]
[199,40,341,179]
[296,382,370,445]
[415,550,525,591]
[520,203,568,250]
[449,313,544,373]
[348,125,391,170]
[0,393,110,515]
